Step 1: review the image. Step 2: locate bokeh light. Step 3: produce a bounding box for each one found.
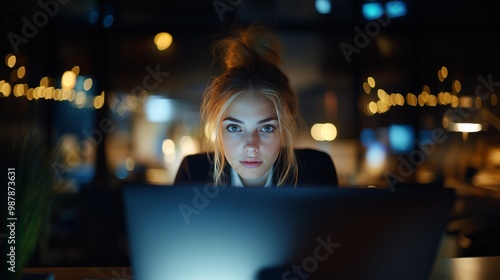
[6,54,16,68]
[155,32,173,51]
[62,71,77,89]
[17,66,26,79]
[84,78,93,91]
[311,123,337,141]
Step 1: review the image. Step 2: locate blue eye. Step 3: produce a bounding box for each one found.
[260,125,275,133]
[226,124,242,132]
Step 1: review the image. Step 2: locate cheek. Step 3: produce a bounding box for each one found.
[221,134,241,157]
[222,131,241,146]
[260,133,281,151]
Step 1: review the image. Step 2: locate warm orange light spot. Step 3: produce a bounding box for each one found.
[367,77,376,88]
[155,32,173,51]
[6,54,16,68]
[62,71,76,89]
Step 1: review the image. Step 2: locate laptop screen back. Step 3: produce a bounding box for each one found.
[122,186,455,280]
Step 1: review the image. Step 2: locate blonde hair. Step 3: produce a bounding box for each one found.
[201,24,300,186]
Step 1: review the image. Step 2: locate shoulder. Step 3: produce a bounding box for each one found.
[178,152,214,172]
[174,152,214,185]
[294,148,335,169]
[294,148,332,161]
[293,148,338,187]
[181,152,213,165]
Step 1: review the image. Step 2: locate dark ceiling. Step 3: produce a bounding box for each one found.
[1,0,500,141]
[3,0,499,29]
[1,0,500,97]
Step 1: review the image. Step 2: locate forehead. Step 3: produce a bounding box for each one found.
[224,90,277,120]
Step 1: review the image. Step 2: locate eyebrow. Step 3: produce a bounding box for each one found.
[223,117,278,124]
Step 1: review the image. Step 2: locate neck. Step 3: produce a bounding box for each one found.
[241,170,270,187]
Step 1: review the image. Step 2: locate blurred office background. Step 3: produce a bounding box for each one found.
[1,0,500,267]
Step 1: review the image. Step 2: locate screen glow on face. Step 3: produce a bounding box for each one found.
[221,90,281,186]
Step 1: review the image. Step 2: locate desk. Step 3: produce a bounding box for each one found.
[429,256,500,280]
[23,267,132,280]
[24,256,500,280]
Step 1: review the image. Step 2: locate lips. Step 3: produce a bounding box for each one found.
[240,159,263,168]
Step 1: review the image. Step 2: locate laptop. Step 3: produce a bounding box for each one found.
[122,185,455,280]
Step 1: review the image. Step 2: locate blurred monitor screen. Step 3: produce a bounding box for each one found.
[388,124,415,154]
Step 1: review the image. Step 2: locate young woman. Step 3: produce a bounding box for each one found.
[174,25,338,187]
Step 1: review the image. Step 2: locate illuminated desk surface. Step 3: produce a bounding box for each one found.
[429,256,500,280]
[23,256,500,280]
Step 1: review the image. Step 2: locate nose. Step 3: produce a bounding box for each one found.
[244,131,259,153]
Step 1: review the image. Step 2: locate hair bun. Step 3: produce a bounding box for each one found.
[216,25,283,70]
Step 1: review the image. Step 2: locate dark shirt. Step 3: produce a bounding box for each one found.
[174,148,338,187]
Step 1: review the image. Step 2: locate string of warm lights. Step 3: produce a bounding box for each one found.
[1,53,104,109]
[362,66,498,116]
[2,32,174,110]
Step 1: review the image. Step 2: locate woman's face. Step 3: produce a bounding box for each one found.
[221,90,281,186]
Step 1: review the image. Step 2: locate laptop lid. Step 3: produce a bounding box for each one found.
[122,185,455,280]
